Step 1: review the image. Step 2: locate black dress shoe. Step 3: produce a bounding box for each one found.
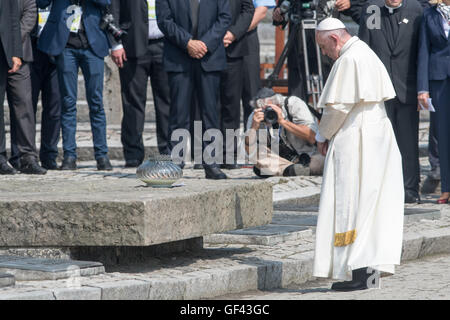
[97,157,113,171]
[220,163,241,170]
[124,159,142,168]
[193,164,204,170]
[405,189,421,204]
[204,165,227,180]
[331,268,375,292]
[41,159,58,170]
[19,157,47,175]
[60,156,77,170]
[0,160,17,175]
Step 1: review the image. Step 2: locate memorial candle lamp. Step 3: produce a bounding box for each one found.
[136,154,183,188]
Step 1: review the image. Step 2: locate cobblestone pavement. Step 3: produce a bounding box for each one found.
[215,254,450,300]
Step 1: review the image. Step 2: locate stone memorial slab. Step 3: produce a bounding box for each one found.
[272,213,318,227]
[404,208,441,223]
[0,176,272,247]
[204,224,312,246]
[0,273,15,288]
[0,255,105,281]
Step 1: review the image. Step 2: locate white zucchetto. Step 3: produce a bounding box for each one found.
[316,17,346,31]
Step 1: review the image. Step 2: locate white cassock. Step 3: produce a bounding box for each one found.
[313,36,404,281]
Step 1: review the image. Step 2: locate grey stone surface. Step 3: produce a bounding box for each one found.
[204,226,312,246]
[0,290,55,300]
[52,286,102,300]
[0,273,14,288]
[0,173,273,247]
[216,254,450,300]
[0,255,104,281]
[92,280,151,300]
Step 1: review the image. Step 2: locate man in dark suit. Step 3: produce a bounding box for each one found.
[359,0,423,203]
[156,0,232,179]
[0,0,23,175]
[7,0,47,175]
[30,5,62,171]
[110,0,171,167]
[37,0,113,171]
[220,0,254,169]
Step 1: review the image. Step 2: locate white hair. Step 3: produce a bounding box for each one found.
[317,28,348,41]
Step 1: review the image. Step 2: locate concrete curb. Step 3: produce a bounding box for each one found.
[1,226,449,300]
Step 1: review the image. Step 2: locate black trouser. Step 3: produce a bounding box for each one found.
[7,62,38,165]
[242,29,261,127]
[30,43,61,163]
[119,39,171,161]
[220,57,244,163]
[168,61,221,166]
[385,98,420,193]
[0,42,8,160]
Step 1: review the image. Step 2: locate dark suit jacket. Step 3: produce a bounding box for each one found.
[156,0,232,72]
[417,5,450,93]
[0,0,23,68]
[226,0,254,58]
[18,0,37,63]
[110,0,157,59]
[338,0,429,24]
[359,0,423,105]
[36,0,111,58]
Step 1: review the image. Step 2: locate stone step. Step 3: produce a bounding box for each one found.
[0,273,15,288]
[0,256,105,281]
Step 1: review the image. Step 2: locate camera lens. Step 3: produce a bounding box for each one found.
[264,107,278,124]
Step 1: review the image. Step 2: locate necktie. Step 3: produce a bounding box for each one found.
[190,0,199,38]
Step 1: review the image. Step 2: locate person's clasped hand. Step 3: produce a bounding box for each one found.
[187,39,207,59]
[8,57,22,74]
[223,31,236,48]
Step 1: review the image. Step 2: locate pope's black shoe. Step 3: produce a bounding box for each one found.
[19,156,47,175]
[204,165,227,180]
[97,156,113,171]
[331,268,374,292]
[0,157,17,175]
[60,156,77,170]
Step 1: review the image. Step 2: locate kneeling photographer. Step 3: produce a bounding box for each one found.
[245,88,324,177]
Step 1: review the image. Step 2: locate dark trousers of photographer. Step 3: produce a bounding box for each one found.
[248,133,324,177]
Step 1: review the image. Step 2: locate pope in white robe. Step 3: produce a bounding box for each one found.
[312,18,404,289]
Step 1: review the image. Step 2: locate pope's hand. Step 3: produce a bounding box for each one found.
[317,141,329,156]
[335,0,351,11]
[417,92,430,111]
